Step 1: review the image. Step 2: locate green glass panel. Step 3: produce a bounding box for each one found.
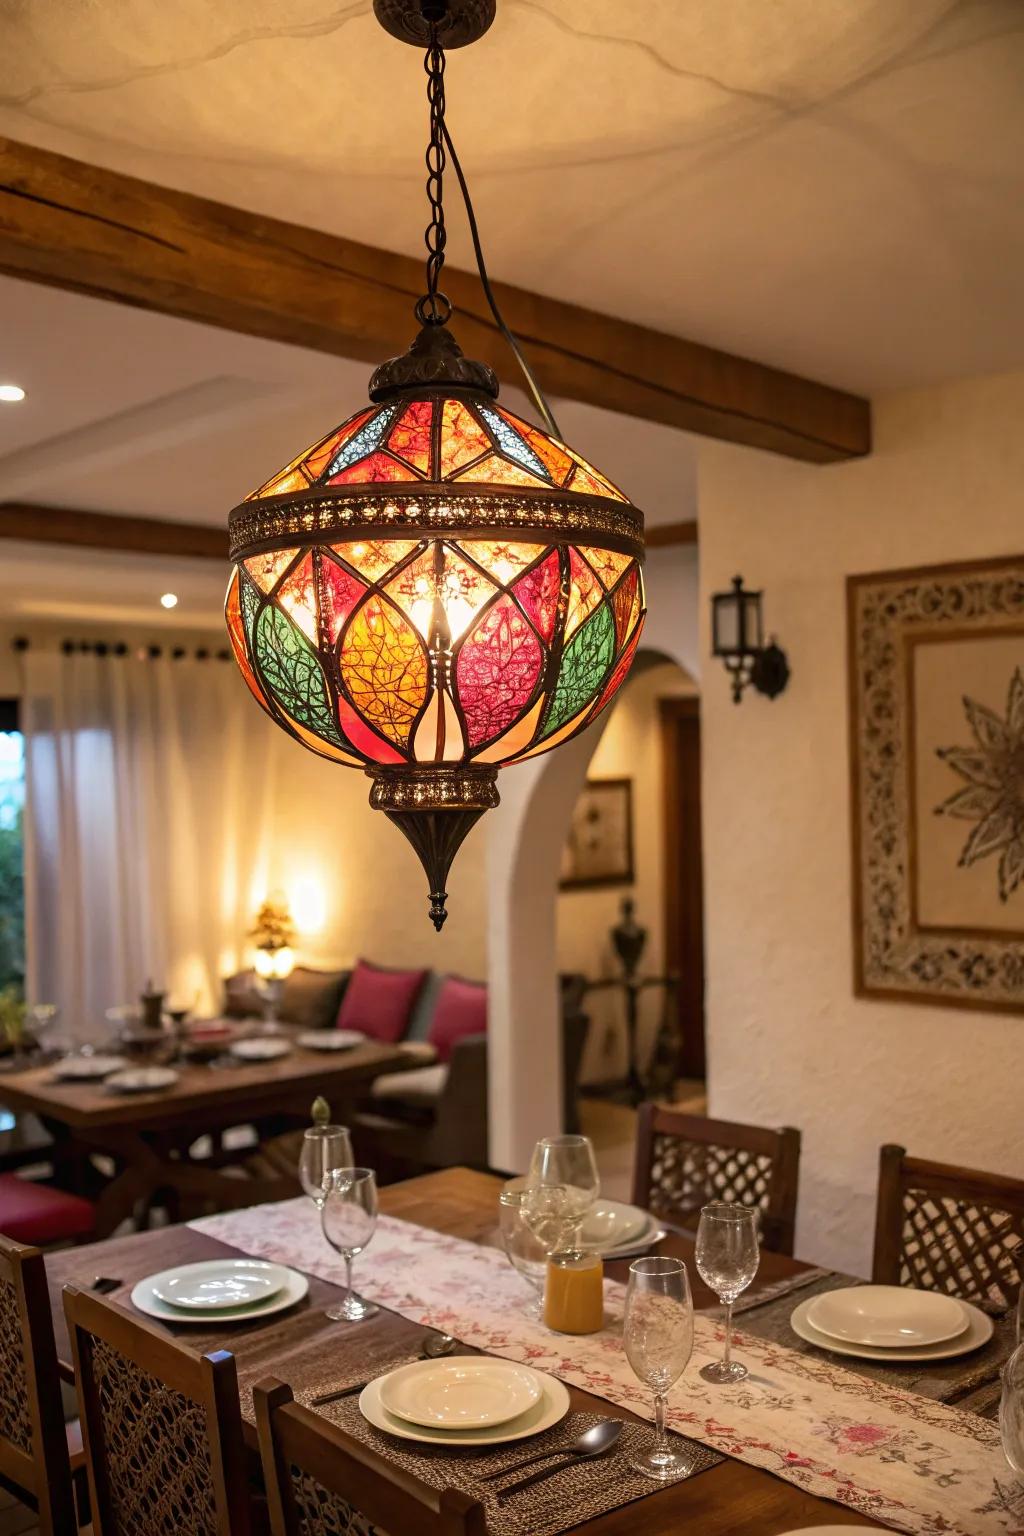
[542,600,615,737]
[255,603,343,746]
[239,572,261,644]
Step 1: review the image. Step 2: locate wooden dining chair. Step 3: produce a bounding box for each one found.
[64,1283,254,1536]
[872,1143,1024,1307]
[0,1233,80,1535]
[632,1103,802,1255]
[254,1378,487,1536]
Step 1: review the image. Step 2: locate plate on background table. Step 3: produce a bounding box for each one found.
[807,1285,967,1348]
[297,1030,366,1051]
[230,1037,292,1062]
[580,1199,650,1252]
[52,1054,128,1081]
[790,1294,991,1362]
[360,1366,569,1446]
[380,1358,543,1429]
[132,1262,308,1324]
[150,1258,288,1310]
[105,1066,179,1094]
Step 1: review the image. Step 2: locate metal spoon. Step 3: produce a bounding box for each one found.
[483,1419,623,1484]
[421,1330,457,1358]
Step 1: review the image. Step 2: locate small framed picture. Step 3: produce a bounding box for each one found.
[560,776,635,890]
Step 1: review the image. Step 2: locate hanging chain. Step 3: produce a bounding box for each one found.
[416,22,452,327]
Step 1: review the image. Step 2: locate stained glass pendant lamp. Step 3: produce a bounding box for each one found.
[226,0,646,929]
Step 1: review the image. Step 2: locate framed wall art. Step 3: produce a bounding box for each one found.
[560,776,635,890]
[848,554,1024,1012]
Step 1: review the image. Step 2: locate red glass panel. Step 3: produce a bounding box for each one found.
[336,692,405,765]
[565,546,602,638]
[318,555,366,646]
[388,400,434,474]
[512,548,561,643]
[456,593,543,748]
[439,400,491,477]
[339,594,428,747]
[244,547,299,595]
[277,551,319,643]
[611,565,639,647]
[454,454,549,490]
[327,451,419,486]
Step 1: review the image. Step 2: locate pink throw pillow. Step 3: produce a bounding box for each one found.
[336,959,427,1044]
[428,975,487,1063]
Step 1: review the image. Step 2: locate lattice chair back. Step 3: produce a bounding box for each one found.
[0,1235,77,1535]
[632,1104,802,1255]
[254,1379,488,1536]
[873,1144,1024,1308]
[63,1284,252,1536]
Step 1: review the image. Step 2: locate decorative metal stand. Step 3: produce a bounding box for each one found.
[581,897,680,1107]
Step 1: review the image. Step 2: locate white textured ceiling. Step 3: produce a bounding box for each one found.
[0,0,1022,393]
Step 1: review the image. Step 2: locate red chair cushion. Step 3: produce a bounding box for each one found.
[428,975,488,1063]
[0,1174,94,1245]
[336,959,428,1044]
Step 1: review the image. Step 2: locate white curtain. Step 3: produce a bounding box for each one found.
[20,648,280,1040]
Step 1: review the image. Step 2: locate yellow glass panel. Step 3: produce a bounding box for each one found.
[385,544,495,644]
[244,548,299,595]
[339,594,428,747]
[513,699,593,761]
[332,540,420,585]
[564,547,602,639]
[454,455,549,490]
[460,540,547,586]
[473,694,545,764]
[412,688,465,763]
[579,546,633,591]
[440,400,491,477]
[277,552,319,643]
[287,716,362,766]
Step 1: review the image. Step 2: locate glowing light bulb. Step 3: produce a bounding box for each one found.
[0,384,25,403]
[160,593,178,609]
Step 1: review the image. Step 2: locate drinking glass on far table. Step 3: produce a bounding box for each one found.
[623,1256,696,1482]
[498,1176,548,1319]
[1000,1342,1024,1479]
[695,1203,759,1384]
[299,1125,354,1208]
[528,1134,600,1241]
[321,1167,378,1322]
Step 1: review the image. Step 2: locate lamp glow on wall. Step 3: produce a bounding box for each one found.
[225,0,646,930]
[250,896,296,1026]
[710,575,790,704]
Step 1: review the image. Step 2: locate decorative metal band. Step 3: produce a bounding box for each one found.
[367,764,500,812]
[229,488,645,563]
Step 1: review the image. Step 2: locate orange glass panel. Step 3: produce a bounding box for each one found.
[516,422,573,486]
[277,551,319,643]
[565,546,602,638]
[460,540,546,586]
[514,698,595,761]
[412,688,465,763]
[333,540,420,585]
[580,546,633,591]
[248,468,310,501]
[318,555,366,645]
[287,716,363,767]
[611,565,639,648]
[385,544,495,643]
[225,571,271,712]
[339,594,428,748]
[328,451,419,486]
[473,693,545,764]
[388,401,434,474]
[244,548,299,595]
[245,424,343,500]
[565,461,628,503]
[440,400,491,477]
[454,454,549,490]
[302,413,373,480]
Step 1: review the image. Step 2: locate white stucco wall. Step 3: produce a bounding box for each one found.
[698,368,1024,1276]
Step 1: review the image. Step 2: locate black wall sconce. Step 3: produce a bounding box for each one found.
[711,575,790,704]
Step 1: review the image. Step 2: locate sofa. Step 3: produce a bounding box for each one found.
[223,961,590,1173]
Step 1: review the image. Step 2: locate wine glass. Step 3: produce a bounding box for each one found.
[695,1203,760,1384]
[299,1125,354,1208]
[623,1256,695,1482]
[321,1167,378,1322]
[498,1176,548,1318]
[528,1134,600,1244]
[1001,1342,1024,1479]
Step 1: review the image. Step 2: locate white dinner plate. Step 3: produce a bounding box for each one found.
[360,1368,569,1447]
[790,1294,992,1362]
[379,1358,543,1429]
[774,1527,881,1534]
[807,1285,968,1348]
[230,1037,292,1062]
[52,1054,128,1081]
[601,1226,668,1260]
[132,1263,308,1324]
[580,1199,650,1251]
[297,1030,367,1051]
[150,1259,287,1311]
[106,1066,179,1094]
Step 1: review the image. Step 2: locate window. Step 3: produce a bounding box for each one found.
[0,701,24,995]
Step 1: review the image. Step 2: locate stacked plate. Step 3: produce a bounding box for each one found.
[132,1258,308,1324]
[579,1199,665,1258]
[297,1029,367,1052]
[360,1357,570,1446]
[790,1284,993,1362]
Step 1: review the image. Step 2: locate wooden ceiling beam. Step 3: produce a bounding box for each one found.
[0,137,870,464]
[0,503,226,560]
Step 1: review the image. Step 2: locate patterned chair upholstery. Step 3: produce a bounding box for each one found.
[254,1379,486,1536]
[632,1104,802,1255]
[64,1285,253,1536]
[872,1144,1024,1308]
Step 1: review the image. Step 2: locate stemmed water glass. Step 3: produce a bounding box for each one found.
[321,1167,379,1322]
[299,1124,354,1208]
[498,1176,548,1318]
[1000,1342,1024,1479]
[695,1203,760,1384]
[528,1134,600,1245]
[623,1256,696,1482]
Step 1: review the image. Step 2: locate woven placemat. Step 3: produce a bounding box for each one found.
[322,1402,722,1536]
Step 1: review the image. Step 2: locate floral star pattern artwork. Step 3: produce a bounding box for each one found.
[935,668,1024,902]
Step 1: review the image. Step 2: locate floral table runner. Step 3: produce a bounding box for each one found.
[191,1200,1024,1535]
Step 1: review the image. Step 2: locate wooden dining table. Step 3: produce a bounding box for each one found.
[44,1166,886,1534]
[0,1033,420,1237]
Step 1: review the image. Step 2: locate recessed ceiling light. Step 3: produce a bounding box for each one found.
[0,384,26,403]
[160,593,178,609]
